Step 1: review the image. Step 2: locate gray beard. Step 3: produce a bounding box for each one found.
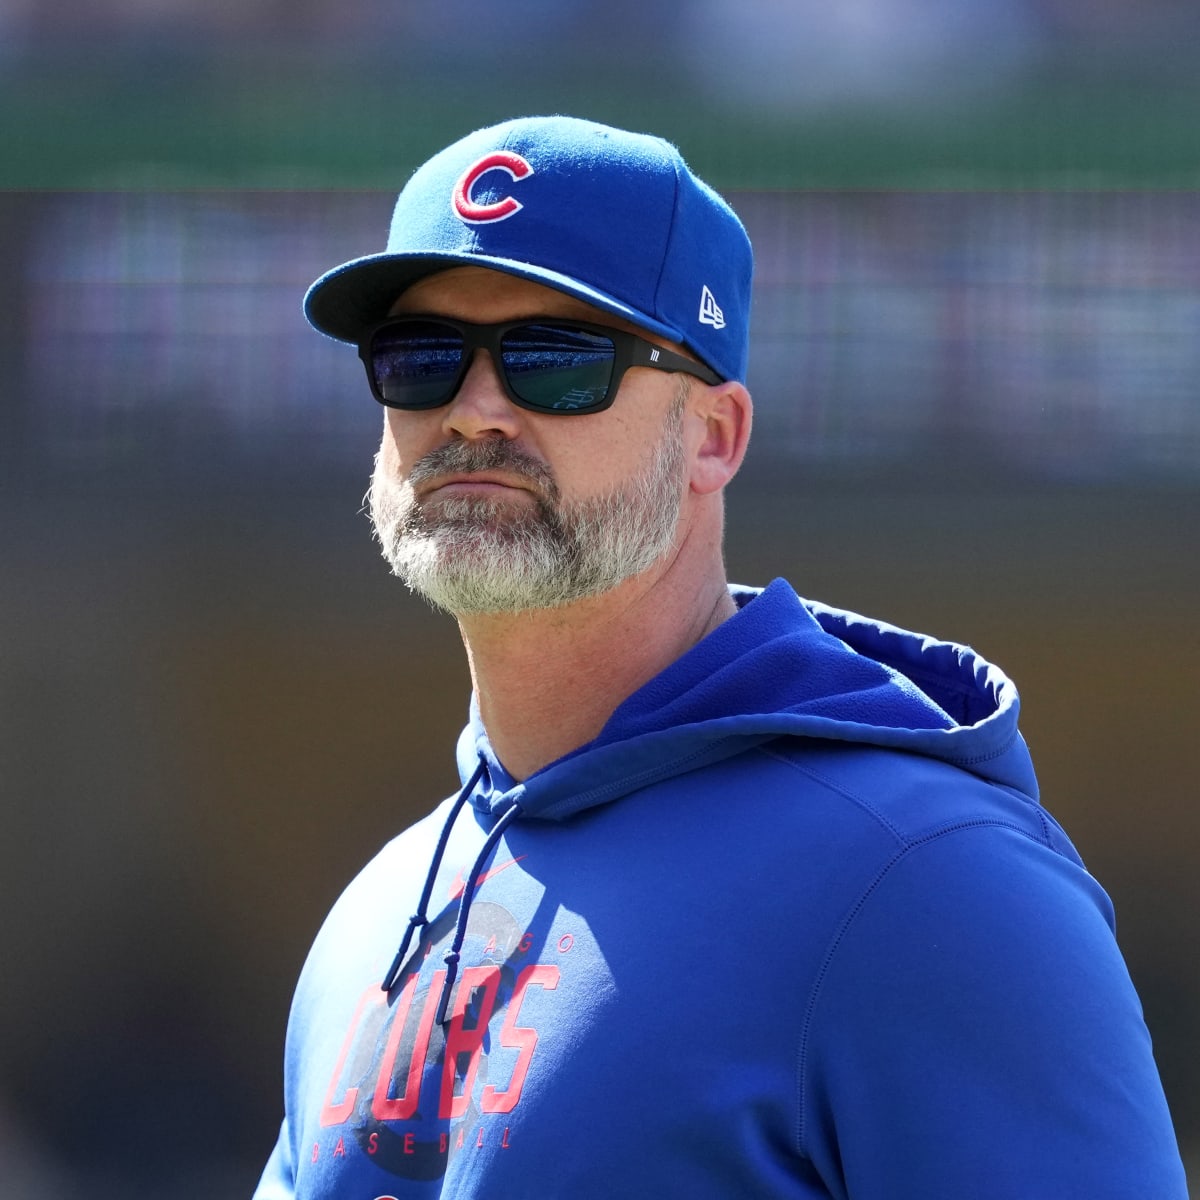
[367,401,686,616]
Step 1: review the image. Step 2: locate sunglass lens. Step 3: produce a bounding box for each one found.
[501,324,616,412]
[369,321,465,409]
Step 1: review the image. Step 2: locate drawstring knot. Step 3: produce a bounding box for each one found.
[434,802,523,1024]
[380,914,429,994]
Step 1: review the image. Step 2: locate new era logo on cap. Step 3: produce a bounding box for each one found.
[698,285,725,330]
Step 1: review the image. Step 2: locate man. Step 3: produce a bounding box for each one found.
[255,116,1186,1198]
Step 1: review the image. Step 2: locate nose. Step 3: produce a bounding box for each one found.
[441,349,523,441]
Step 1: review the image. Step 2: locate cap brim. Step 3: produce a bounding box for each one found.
[304,251,683,349]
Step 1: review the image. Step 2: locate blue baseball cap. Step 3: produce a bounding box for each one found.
[304,115,754,383]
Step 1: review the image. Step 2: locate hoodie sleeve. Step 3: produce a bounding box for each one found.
[799,821,1188,1199]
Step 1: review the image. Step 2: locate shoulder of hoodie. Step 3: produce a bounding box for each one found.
[752,737,1121,1025]
[737,736,1106,959]
[757,735,1080,865]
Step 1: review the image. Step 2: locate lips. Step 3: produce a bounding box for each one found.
[420,471,539,500]
[407,438,558,505]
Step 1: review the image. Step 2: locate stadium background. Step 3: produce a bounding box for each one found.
[1,3,1197,1194]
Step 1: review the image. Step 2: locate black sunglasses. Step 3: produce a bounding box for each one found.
[358,315,721,415]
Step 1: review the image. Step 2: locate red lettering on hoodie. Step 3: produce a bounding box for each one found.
[320,985,385,1127]
[481,963,560,1114]
[372,971,444,1121]
[439,966,503,1119]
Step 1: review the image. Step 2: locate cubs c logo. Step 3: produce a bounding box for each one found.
[452,151,534,224]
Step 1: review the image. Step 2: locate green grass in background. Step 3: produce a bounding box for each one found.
[3,50,1199,189]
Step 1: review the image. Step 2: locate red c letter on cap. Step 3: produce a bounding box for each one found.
[452,151,534,224]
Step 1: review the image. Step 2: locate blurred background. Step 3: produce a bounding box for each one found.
[1,1,1198,1194]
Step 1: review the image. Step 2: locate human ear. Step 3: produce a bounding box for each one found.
[688,381,753,495]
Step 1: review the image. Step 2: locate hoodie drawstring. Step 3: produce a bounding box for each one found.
[435,800,523,1025]
[380,755,525,1026]
[380,756,488,994]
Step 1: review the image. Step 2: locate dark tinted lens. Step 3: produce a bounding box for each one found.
[369,321,465,408]
[500,324,616,411]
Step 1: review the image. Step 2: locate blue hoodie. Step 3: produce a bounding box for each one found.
[255,579,1187,1198]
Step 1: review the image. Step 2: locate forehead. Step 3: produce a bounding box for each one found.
[388,266,646,337]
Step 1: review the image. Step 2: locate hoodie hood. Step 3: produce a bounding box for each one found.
[456,578,1037,821]
[392,578,1037,1016]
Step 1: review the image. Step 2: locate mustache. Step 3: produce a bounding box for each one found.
[407,438,558,501]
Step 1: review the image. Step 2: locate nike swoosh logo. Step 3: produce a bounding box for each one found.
[448,855,526,900]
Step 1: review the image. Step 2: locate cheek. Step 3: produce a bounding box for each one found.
[586,403,667,471]
[539,436,605,497]
[377,415,401,468]
[548,435,641,501]
[379,410,432,472]
[383,408,410,447]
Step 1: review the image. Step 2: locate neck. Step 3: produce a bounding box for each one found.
[456,519,735,781]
